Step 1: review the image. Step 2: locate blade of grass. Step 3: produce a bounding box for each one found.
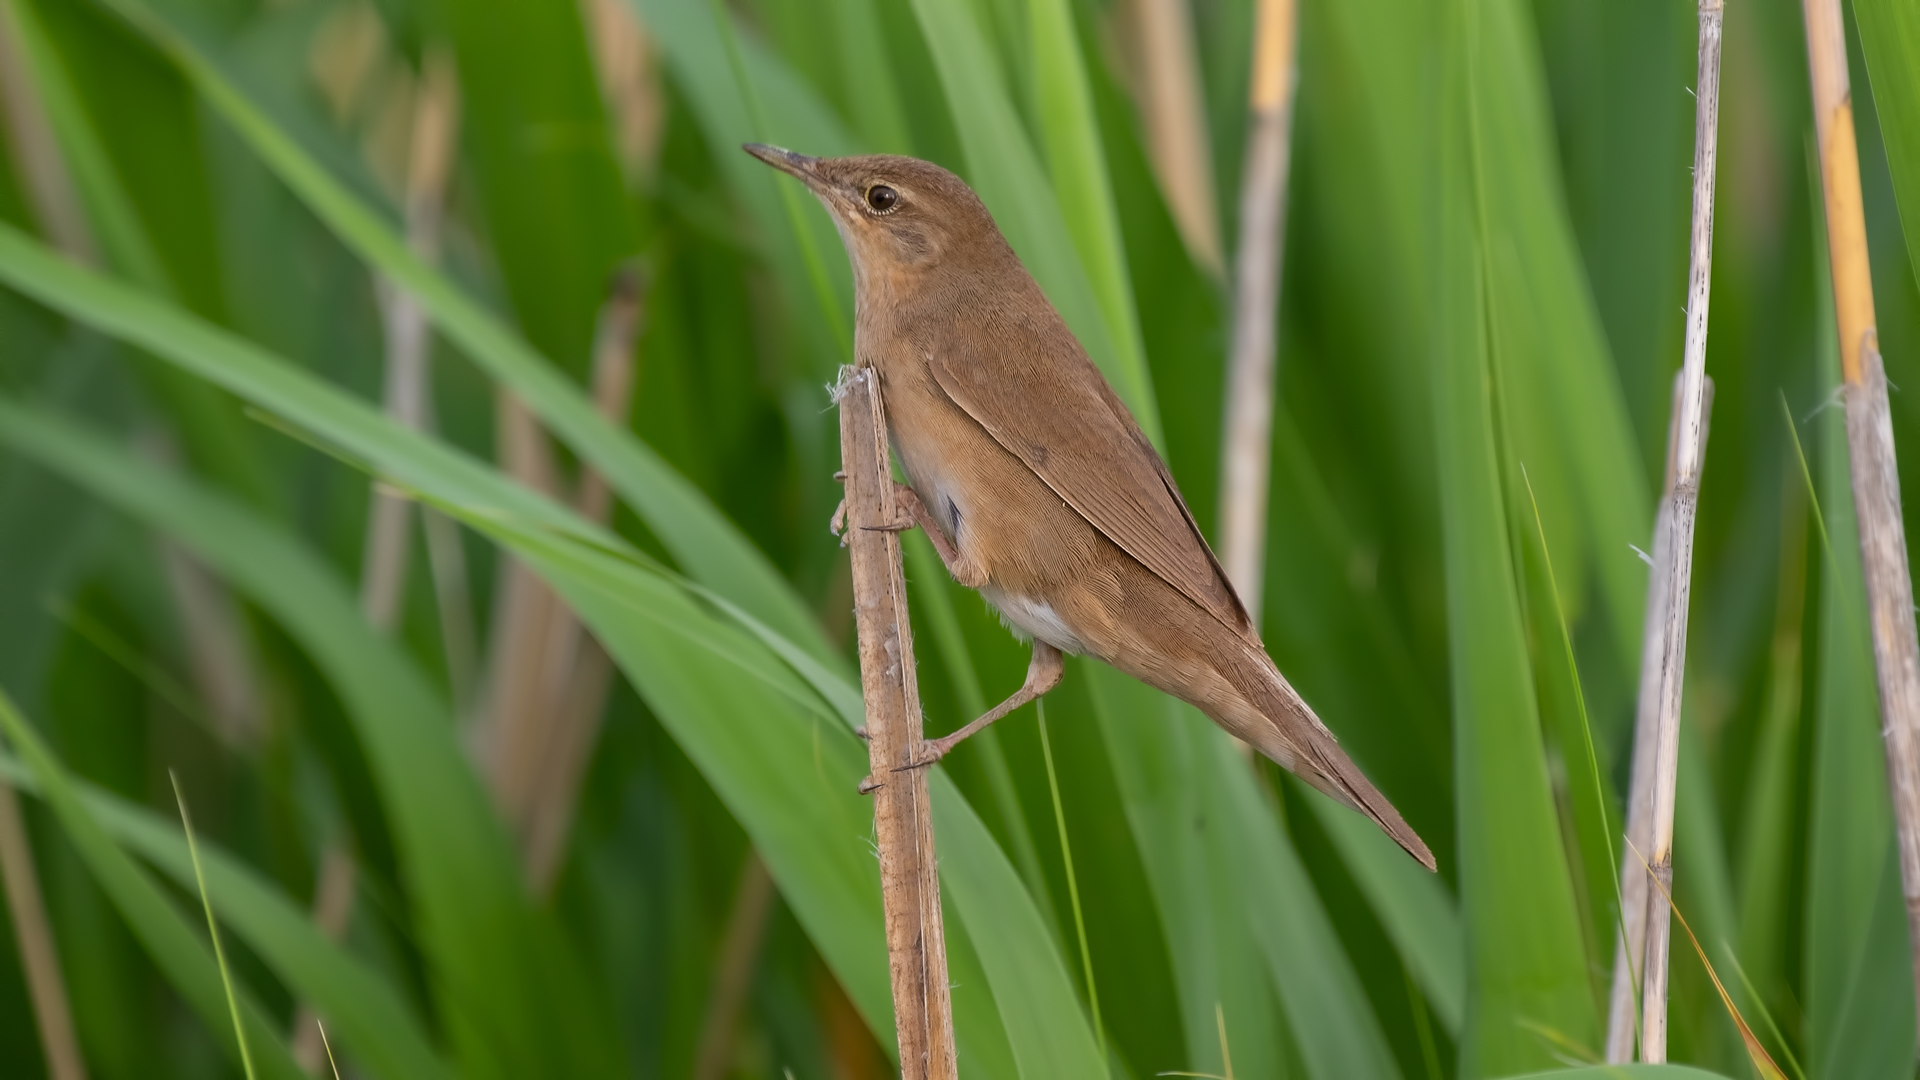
[1301,795,1463,1036]
[1084,669,1286,1079]
[0,689,306,1080]
[170,771,256,1080]
[0,394,628,1080]
[1519,463,1624,1012]
[1089,665,1401,1080]
[1851,0,1920,289]
[1439,2,1598,1067]
[1467,0,1656,682]
[0,752,452,1080]
[1037,701,1104,1061]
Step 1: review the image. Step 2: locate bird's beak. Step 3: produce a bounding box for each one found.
[743,143,823,188]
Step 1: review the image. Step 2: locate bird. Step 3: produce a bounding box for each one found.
[746,144,1434,870]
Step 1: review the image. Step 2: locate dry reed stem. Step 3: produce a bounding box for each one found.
[1217,0,1298,625]
[359,47,458,631]
[519,273,642,893]
[294,53,459,1070]
[1124,0,1222,276]
[1638,0,1723,1059]
[692,852,776,1080]
[1606,374,1712,1062]
[477,269,639,891]
[1801,0,1920,1026]
[837,366,957,1079]
[0,781,86,1080]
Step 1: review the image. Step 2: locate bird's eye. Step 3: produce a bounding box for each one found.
[865,185,900,213]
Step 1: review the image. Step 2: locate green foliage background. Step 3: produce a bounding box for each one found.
[0,0,1916,1076]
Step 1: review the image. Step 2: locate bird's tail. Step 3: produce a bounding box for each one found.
[1215,644,1436,871]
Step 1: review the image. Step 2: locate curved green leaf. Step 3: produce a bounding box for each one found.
[0,395,625,1079]
[1436,3,1596,1067]
[0,221,1109,1080]
[95,0,841,672]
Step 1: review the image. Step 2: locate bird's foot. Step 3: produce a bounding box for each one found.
[853,725,869,740]
[829,499,848,544]
[857,775,883,795]
[890,737,953,774]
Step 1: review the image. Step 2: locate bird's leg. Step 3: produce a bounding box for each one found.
[898,641,1063,771]
[861,484,955,557]
[862,483,988,587]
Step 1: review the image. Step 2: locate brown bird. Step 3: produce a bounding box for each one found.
[747,144,1434,870]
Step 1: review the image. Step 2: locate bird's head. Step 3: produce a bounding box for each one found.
[743,145,1002,288]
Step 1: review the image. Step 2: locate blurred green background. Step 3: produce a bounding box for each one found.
[0,0,1916,1076]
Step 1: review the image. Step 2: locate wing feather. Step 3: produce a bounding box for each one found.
[923,334,1252,638]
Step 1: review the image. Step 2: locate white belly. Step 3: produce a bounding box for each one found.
[980,587,1086,655]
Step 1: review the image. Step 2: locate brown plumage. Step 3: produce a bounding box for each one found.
[748,145,1434,870]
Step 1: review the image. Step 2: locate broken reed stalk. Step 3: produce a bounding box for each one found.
[1127,0,1222,276]
[1605,374,1713,1062]
[1217,0,1299,624]
[1637,0,1723,1060]
[837,367,958,1080]
[1801,0,1920,1027]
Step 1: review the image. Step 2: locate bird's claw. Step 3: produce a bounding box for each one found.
[853,725,870,740]
[857,775,884,795]
[890,742,949,773]
[830,499,849,543]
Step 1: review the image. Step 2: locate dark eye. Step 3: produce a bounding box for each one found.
[865,185,899,213]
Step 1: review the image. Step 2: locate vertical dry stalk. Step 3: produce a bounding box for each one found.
[0,782,86,1080]
[359,47,458,631]
[692,853,776,1080]
[1124,0,1222,276]
[836,367,957,1079]
[1637,0,1723,1060]
[519,273,643,894]
[1801,0,1920,1025]
[1605,374,1713,1062]
[1216,0,1298,624]
[478,273,639,892]
[293,53,459,1070]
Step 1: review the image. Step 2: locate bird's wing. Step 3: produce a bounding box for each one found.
[925,331,1252,638]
